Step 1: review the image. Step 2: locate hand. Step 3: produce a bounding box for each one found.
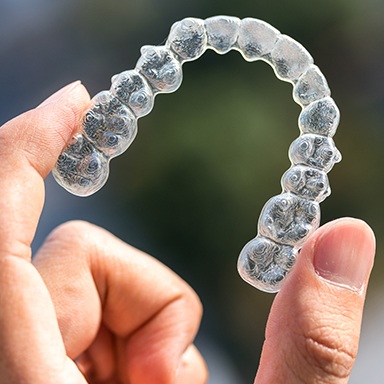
[0,82,206,384]
[0,82,375,384]
[255,217,375,383]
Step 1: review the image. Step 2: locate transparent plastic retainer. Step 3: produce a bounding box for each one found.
[53,16,341,293]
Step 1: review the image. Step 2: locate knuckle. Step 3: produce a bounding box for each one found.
[185,285,203,320]
[44,220,102,256]
[300,324,357,380]
[47,220,97,244]
[171,275,203,321]
[171,282,203,321]
[167,281,203,336]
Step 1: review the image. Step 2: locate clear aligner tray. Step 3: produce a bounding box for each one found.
[53,16,341,293]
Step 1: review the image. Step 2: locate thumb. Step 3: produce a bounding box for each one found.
[2,81,89,179]
[0,82,91,383]
[0,81,90,261]
[255,218,375,383]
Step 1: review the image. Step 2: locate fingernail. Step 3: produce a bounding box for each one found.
[314,220,375,291]
[38,81,82,108]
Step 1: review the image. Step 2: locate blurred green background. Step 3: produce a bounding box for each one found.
[1,0,383,382]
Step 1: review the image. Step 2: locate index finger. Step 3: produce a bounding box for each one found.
[0,81,90,260]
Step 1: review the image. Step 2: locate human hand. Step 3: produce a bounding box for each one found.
[0,82,206,384]
[0,82,375,384]
[254,218,375,383]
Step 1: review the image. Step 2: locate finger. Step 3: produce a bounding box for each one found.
[0,83,91,383]
[255,218,375,384]
[34,220,204,384]
[0,81,89,260]
[0,256,87,383]
[175,345,209,384]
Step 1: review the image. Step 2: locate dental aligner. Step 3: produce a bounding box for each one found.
[53,16,341,293]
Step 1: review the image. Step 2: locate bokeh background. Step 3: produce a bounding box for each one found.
[1,0,383,382]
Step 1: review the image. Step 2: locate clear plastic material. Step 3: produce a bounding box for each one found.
[238,236,298,293]
[281,165,330,203]
[53,16,341,293]
[299,97,340,137]
[237,18,280,61]
[110,70,154,118]
[269,35,314,82]
[293,65,330,107]
[205,16,240,54]
[136,46,183,93]
[258,193,320,247]
[289,134,341,172]
[52,135,109,197]
[167,18,207,62]
[83,91,137,158]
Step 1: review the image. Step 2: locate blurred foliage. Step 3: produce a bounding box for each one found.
[2,0,384,381]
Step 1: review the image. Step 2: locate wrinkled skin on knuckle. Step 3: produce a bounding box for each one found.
[281,291,361,383]
[297,319,358,382]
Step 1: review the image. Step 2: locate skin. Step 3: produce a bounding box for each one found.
[0,82,376,384]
